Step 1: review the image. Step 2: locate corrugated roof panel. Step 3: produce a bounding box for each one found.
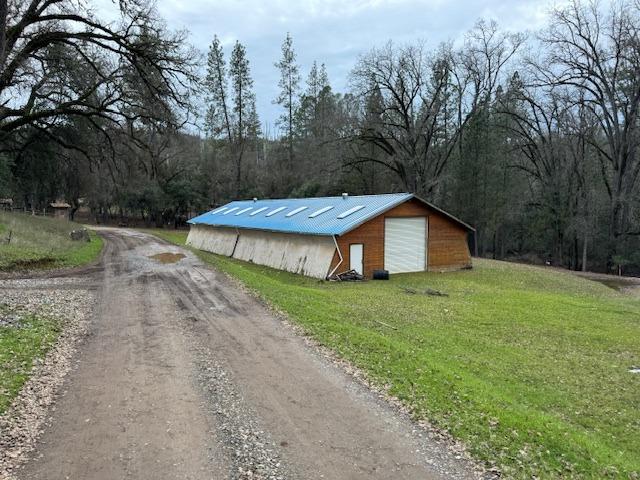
[188,193,416,236]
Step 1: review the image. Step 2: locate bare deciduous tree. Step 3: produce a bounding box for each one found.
[0,0,198,135]
[347,21,523,197]
[535,0,640,267]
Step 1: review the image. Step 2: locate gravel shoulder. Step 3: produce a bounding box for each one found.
[0,278,95,479]
[4,228,483,480]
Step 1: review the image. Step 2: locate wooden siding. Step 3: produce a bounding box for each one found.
[427,213,472,270]
[329,199,471,278]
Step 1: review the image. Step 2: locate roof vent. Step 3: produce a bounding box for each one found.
[253,197,257,202]
[342,193,348,200]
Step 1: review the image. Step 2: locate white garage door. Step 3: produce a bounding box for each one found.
[384,217,427,273]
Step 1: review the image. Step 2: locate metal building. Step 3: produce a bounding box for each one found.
[187,193,474,279]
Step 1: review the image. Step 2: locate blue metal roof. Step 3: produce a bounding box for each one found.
[188,193,475,236]
[188,193,414,236]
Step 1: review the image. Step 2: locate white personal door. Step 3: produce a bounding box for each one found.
[349,244,364,274]
[384,217,427,273]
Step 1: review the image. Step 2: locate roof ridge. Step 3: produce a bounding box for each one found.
[231,192,410,202]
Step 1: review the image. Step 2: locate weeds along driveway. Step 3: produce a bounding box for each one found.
[16,228,481,480]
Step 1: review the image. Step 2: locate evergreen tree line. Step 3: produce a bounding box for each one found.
[2,0,639,273]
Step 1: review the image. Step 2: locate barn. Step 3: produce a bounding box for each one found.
[187,193,474,279]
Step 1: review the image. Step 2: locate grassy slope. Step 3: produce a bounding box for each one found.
[0,213,102,413]
[152,229,640,479]
[0,211,103,271]
[0,305,60,414]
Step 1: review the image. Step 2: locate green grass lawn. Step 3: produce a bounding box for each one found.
[0,305,61,414]
[150,228,640,479]
[0,211,103,271]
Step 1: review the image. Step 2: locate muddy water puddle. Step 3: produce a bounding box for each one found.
[148,252,186,264]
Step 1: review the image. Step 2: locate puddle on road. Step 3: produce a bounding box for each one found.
[148,252,186,264]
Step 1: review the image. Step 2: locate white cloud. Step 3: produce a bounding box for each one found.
[95,0,569,128]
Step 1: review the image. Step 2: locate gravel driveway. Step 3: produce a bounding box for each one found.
[5,228,482,480]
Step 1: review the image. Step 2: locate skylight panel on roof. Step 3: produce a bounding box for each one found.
[222,207,239,215]
[265,206,287,217]
[308,206,334,218]
[249,207,268,216]
[210,207,228,215]
[337,205,365,219]
[286,206,308,217]
[235,207,253,216]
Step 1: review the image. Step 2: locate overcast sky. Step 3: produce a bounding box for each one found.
[99,0,567,131]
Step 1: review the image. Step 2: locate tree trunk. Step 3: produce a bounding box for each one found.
[581,235,588,272]
[556,231,564,267]
[0,0,7,66]
[473,230,478,257]
[492,230,497,260]
[607,197,621,272]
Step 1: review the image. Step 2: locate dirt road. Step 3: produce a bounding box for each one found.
[16,229,480,480]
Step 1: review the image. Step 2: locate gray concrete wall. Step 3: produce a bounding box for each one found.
[233,229,335,278]
[186,224,237,256]
[187,225,336,279]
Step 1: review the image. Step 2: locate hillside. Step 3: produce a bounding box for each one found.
[0,212,102,271]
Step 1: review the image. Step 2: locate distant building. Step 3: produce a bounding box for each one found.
[50,201,71,219]
[0,198,12,211]
[187,193,474,279]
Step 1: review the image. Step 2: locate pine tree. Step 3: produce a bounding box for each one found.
[204,37,259,196]
[297,61,332,140]
[274,33,300,164]
[295,61,319,139]
[229,41,256,142]
[204,35,232,142]
[229,40,259,190]
[306,61,320,100]
[315,63,331,139]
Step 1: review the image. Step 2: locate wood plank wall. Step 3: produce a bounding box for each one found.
[328,199,472,278]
